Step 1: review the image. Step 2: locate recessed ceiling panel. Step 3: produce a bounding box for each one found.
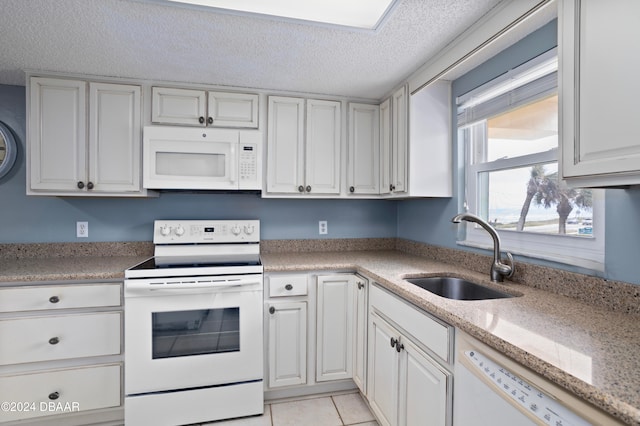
[165,0,397,29]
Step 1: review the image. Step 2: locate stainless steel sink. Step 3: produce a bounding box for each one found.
[405,277,514,300]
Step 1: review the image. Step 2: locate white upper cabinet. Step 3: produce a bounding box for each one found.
[391,86,408,194]
[560,0,640,186]
[266,96,305,194]
[348,103,380,195]
[380,82,452,198]
[29,77,86,193]
[266,96,341,196]
[28,77,149,196]
[407,80,452,197]
[305,99,341,195]
[152,87,258,128]
[380,86,408,195]
[89,82,142,193]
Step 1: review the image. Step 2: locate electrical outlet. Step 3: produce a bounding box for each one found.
[77,221,88,238]
[319,220,328,235]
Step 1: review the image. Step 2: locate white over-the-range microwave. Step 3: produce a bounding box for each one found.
[143,126,262,190]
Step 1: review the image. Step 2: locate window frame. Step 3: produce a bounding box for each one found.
[457,50,605,272]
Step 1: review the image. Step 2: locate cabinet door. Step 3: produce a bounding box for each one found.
[368,313,400,426]
[316,274,355,382]
[305,99,341,195]
[151,87,207,126]
[391,86,408,193]
[353,276,369,394]
[348,104,380,195]
[29,77,86,191]
[89,82,141,192]
[560,0,640,185]
[379,98,392,195]
[208,91,259,128]
[267,301,307,388]
[408,81,452,197]
[266,96,305,194]
[400,338,450,426]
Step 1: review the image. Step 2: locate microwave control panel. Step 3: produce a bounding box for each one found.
[238,131,262,190]
[239,143,258,182]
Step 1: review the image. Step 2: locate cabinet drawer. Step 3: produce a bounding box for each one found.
[0,283,121,313]
[268,275,307,297]
[370,284,452,363]
[0,312,121,366]
[0,363,121,422]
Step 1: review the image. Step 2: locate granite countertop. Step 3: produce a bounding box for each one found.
[262,250,640,426]
[1,243,637,424]
[0,256,148,283]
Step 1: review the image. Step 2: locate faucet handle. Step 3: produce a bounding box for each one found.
[501,252,515,278]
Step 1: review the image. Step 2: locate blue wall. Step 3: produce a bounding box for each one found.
[0,84,396,243]
[398,20,640,286]
[2,20,638,286]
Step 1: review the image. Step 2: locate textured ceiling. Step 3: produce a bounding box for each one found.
[0,0,505,100]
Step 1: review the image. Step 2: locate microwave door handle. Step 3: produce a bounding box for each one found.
[229,144,237,184]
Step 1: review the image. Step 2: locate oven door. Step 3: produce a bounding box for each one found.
[143,126,239,190]
[124,274,263,395]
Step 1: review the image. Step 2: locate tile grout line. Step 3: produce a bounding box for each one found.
[330,395,346,426]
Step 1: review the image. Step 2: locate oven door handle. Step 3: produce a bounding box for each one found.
[125,278,262,292]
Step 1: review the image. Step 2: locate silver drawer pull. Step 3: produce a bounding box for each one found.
[49,296,60,304]
[49,337,60,345]
[48,392,59,400]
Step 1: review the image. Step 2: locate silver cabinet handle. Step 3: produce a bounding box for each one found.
[269,306,276,314]
[298,185,304,192]
[357,281,364,290]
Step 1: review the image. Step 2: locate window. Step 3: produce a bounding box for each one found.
[457,49,604,271]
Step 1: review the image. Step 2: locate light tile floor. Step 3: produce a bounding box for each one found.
[203,392,378,426]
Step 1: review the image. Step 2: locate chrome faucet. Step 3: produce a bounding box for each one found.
[451,213,514,283]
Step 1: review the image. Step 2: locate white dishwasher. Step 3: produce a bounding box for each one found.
[453,332,623,426]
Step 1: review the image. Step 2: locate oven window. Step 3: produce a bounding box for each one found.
[152,308,240,359]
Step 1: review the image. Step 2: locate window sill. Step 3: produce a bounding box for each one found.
[456,239,604,272]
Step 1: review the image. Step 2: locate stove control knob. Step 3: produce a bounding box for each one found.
[175,226,185,237]
[160,225,171,236]
[244,224,254,235]
[231,225,241,235]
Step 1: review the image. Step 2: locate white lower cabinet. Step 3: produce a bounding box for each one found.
[367,284,452,426]
[264,272,360,396]
[266,300,307,388]
[316,274,355,382]
[0,364,121,423]
[353,276,369,394]
[0,282,123,425]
